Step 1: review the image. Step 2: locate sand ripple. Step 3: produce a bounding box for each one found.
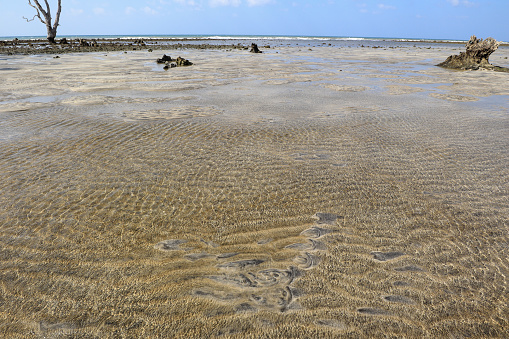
[1,46,508,338]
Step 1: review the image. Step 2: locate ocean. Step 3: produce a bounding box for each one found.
[0,34,471,43]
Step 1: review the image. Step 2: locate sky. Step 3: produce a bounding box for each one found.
[1,0,508,41]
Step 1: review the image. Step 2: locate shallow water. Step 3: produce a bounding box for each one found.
[0,45,508,338]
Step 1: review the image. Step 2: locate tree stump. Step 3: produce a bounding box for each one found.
[437,35,508,72]
[249,43,262,53]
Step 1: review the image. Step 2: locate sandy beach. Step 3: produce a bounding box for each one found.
[0,40,508,338]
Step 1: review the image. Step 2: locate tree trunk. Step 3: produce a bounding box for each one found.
[47,25,57,43]
[27,0,62,43]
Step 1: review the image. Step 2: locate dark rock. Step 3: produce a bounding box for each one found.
[59,38,68,44]
[79,39,89,47]
[163,63,177,70]
[157,54,172,63]
[159,55,192,69]
[175,56,193,66]
[250,43,262,53]
[437,35,509,72]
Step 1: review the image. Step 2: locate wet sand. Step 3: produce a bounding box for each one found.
[0,42,508,338]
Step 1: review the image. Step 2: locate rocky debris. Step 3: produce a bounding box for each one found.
[79,39,89,47]
[157,54,172,63]
[175,56,193,66]
[249,43,262,53]
[163,63,176,70]
[437,35,509,72]
[157,55,193,70]
[0,38,261,55]
[59,38,68,44]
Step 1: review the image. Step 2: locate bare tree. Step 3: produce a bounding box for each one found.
[24,0,62,43]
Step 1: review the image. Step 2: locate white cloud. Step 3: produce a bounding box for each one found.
[447,0,476,6]
[209,0,241,7]
[378,4,396,10]
[247,0,272,6]
[143,6,158,15]
[69,8,84,16]
[93,7,105,15]
[172,0,201,9]
[125,6,136,15]
[358,3,368,13]
[174,0,197,5]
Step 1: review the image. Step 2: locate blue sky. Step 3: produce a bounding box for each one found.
[1,0,508,41]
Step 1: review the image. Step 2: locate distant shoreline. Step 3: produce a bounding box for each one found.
[1,34,503,44]
[3,35,509,56]
[2,35,508,57]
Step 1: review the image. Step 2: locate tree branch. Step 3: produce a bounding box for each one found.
[26,0,61,41]
[22,14,38,22]
[43,0,51,18]
[27,0,48,24]
[29,0,47,17]
[53,0,62,30]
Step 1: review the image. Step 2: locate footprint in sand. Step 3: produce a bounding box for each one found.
[188,212,338,314]
[252,267,301,287]
[300,226,334,239]
[235,303,257,313]
[285,239,327,251]
[209,273,259,288]
[216,252,239,259]
[209,267,300,288]
[394,265,424,272]
[201,239,219,248]
[154,239,191,251]
[217,259,265,269]
[383,295,415,304]
[293,252,321,270]
[315,212,341,225]
[250,286,297,312]
[257,238,273,245]
[184,252,214,261]
[371,251,405,261]
[314,319,344,329]
[192,288,237,301]
[357,307,390,316]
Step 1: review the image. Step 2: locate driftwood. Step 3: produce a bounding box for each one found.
[437,35,509,72]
